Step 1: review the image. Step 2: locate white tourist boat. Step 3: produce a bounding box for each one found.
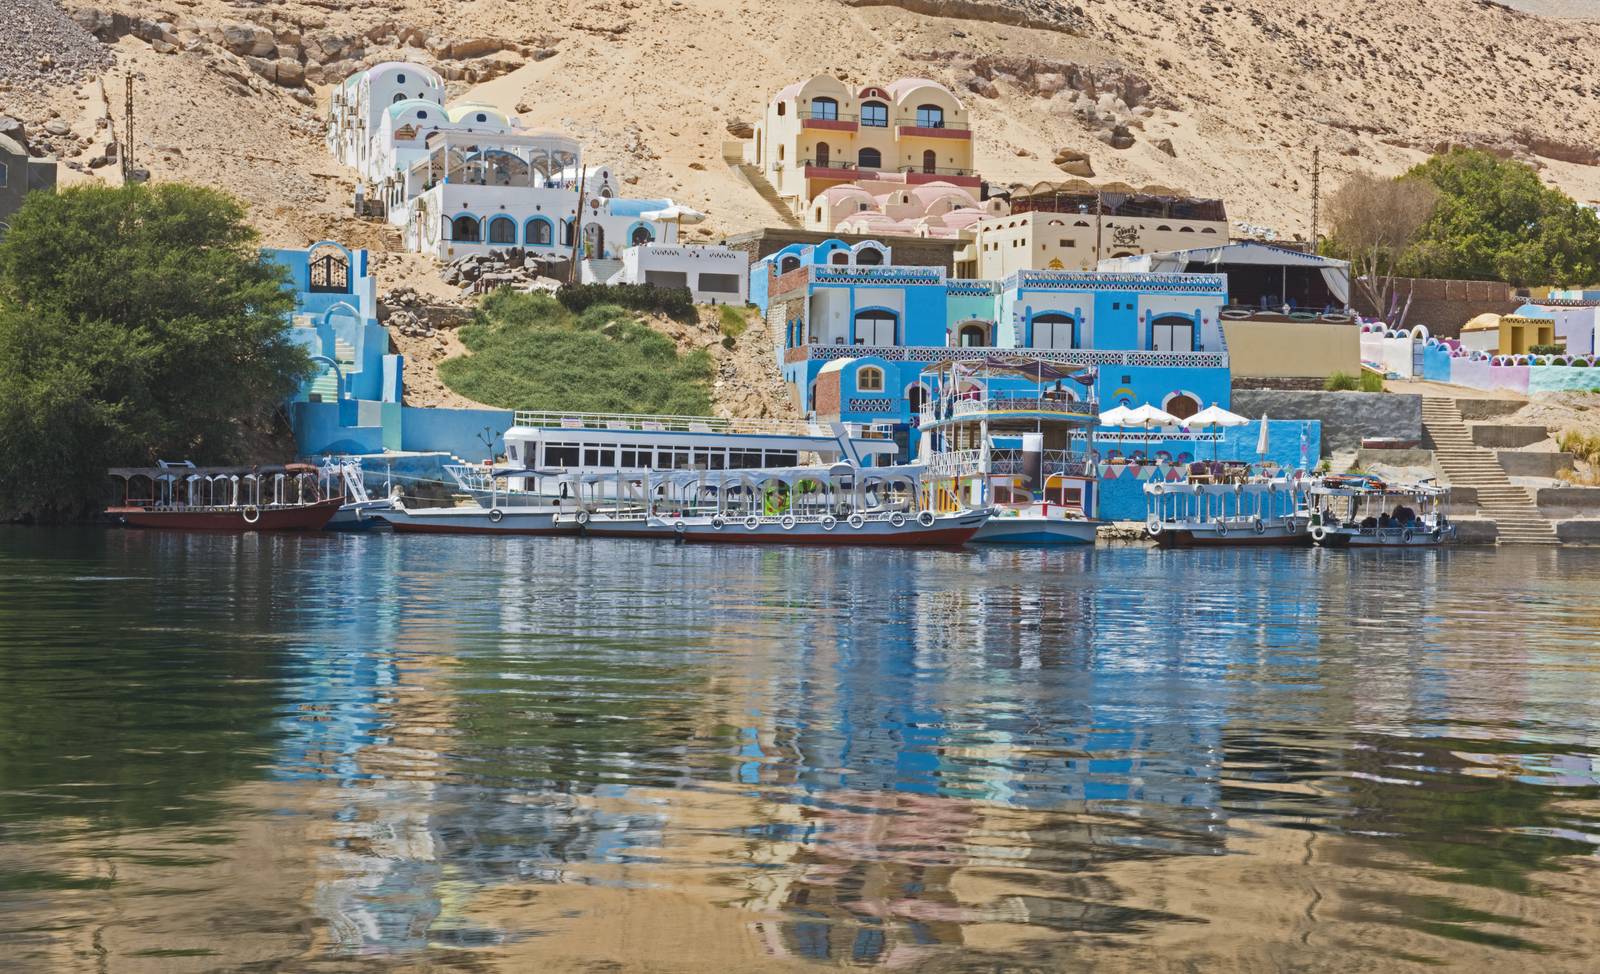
[377,498,577,536]
[1143,477,1313,548]
[1307,476,1457,548]
[918,357,1105,545]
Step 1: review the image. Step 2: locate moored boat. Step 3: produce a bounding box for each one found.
[376,499,577,535]
[106,462,343,532]
[1307,476,1457,548]
[664,508,990,546]
[1143,478,1312,548]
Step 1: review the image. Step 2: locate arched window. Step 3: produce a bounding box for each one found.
[779,254,801,273]
[525,218,553,246]
[854,309,897,345]
[1200,227,1218,234]
[921,150,936,174]
[816,142,830,167]
[488,216,517,244]
[858,147,882,170]
[829,250,849,265]
[778,145,785,162]
[857,366,885,392]
[907,384,926,417]
[776,102,787,117]
[856,247,884,266]
[1032,312,1075,350]
[1164,393,1200,421]
[476,112,488,123]
[451,215,481,242]
[861,101,888,127]
[811,97,838,121]
[631,225,654,246]
[957,322,988,347]
[560,219,574,246]
[393,92,406,104]
[915,104,944,128]
[1151,314,1196,352]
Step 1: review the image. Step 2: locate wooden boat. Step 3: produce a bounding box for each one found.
[974,507,1101,545]
[663,508,991,546]
[106,462,342,532]
[1143,478,1313,548]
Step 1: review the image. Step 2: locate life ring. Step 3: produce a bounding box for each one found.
[820,515,837,531]
[1310,525,1327,542]
[1432,527,1441,542]
[711,515,726,530]
[1402,528,1414,543]
[780,515,797,530]
[488,508,504,523]
[673,520,687,534]
[1147,518,1163,536]
[1216,520,1228,537]
[243,505,260,524]
[1253,517,1265,535]
[575,510,590,526]
[744,515,761,530]
[889,512,907,528]
[1150,483,1165,495]
[917,510,935,528]
[848,513,866,529]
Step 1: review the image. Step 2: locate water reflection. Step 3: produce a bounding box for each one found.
[0,529,1598,971]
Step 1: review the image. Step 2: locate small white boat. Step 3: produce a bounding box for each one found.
[974,505,1100,545]
[1308,476,1457,548]
[375,499,577,536]
[1144,478,1312,548]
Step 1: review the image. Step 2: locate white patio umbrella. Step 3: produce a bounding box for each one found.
[1188,403,1249,460]
[1256,413,1271,465]
[1124,403,1180,429]
[639,202,707,242]
[1098,405,1135,426]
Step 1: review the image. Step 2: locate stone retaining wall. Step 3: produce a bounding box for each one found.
[1536,486,1600,517]
[1498,450,1574,478]
[1470,424,1550,448]
[1231,390,1421,455]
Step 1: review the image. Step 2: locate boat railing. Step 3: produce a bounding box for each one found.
[926,449,1091,478]
[920,394,1098,425]
[512,409,891,440]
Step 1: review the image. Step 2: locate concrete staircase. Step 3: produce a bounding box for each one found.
[308,338,358,401]
[730,161,803,229]
[1421,397,1559,545]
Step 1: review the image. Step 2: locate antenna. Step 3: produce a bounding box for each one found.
[1310,146,1321,247]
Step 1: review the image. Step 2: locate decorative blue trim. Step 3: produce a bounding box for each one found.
[523,216,555,247]
[485,214,519,246]
[852,305,901,346]
[448,211,483,242]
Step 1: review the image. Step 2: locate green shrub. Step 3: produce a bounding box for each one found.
[1530,343,1566,356]
[719,304,749,339]
[1572,359,1591,368]
[1359,371,1386,393]
[441,290,713,414]
[556,282,694,321]
[1324,371,1360,391]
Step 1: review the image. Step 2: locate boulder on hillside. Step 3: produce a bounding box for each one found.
[1153,137,1177,158]
[221,23,276,59]
[1053,147,1094,176]
[725,118,754,139]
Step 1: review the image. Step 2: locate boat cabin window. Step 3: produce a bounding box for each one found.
[1047,484,1083,508]
[544,445,580,467]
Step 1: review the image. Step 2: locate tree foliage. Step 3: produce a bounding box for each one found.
[440,290,713,414]
[0,183,312,517]
[1324,173,1440,327]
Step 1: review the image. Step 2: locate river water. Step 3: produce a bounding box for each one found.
[0,527,1596,972]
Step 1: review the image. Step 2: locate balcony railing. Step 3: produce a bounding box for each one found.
[787,343,1228,369]
[901,165,977,177]
[920,394,1099,426]
[926,448,1092,478]
[511,410,891,440]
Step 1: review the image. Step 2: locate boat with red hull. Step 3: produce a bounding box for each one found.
[106,462,344,532]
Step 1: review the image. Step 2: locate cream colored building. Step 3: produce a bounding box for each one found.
[961,182,1229,278]
[752,75,977,221]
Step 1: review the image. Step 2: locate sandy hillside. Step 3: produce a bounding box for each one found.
[3,0,1597,250]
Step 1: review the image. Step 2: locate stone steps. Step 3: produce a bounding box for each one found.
[1421,397,1559,545]
[732,163,803,229]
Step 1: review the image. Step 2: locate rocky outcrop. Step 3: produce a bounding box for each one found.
[842,0,1087,35]
[1052,147,1094,176]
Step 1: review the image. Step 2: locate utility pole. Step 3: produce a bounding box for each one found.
[1094,188,1104,266]
[121,74,135,181]
[568,164,588,284]
[1310,146,1321,248]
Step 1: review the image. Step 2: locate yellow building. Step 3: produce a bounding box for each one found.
[1460,313,1556,355]
[959,182,1229,278]
[752,76,978,221]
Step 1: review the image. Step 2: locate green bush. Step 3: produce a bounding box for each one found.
[0,183,312,518]
[719,304,749,339]
[1359,371,1386,393]
[1530,343,1566,356]
[1573,359,1591,368]
[556,282,694,321]
[440,290,713,414]
[1324,371,1360,391]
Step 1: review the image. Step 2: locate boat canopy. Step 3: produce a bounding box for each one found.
[923,355,1095,384]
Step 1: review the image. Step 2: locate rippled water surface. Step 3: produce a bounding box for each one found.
[0,527,1597,972]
